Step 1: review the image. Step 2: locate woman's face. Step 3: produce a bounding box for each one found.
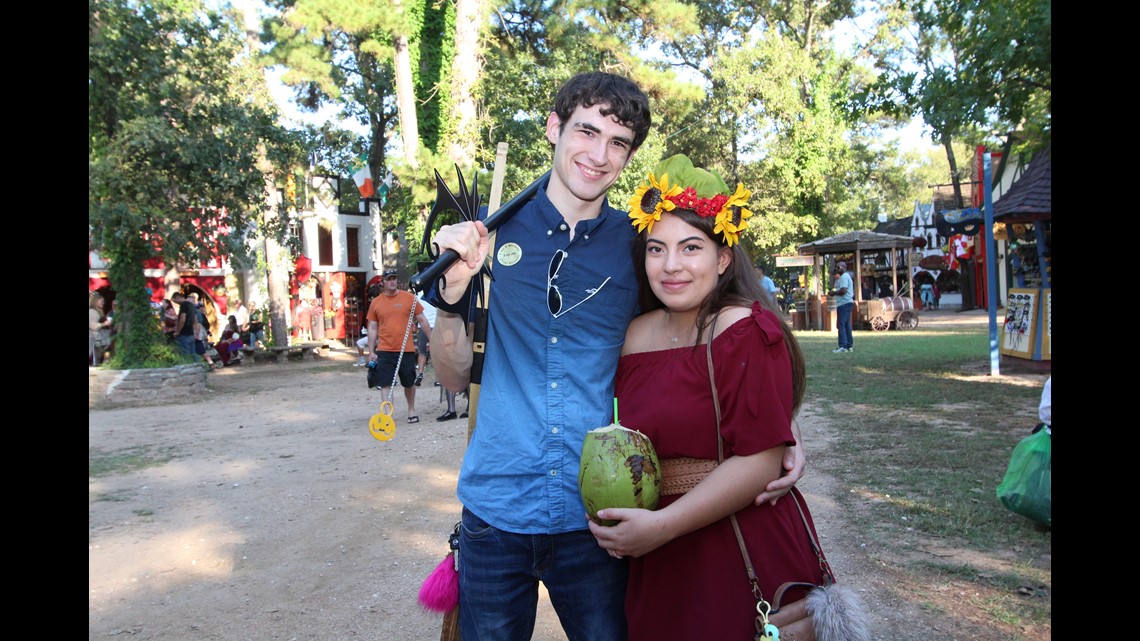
[644,213,730,313]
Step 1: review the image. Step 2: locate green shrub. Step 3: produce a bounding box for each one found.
[104,337,191,369]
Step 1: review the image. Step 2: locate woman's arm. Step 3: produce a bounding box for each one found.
[588,447,784,558]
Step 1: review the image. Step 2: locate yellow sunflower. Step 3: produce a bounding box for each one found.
[628,172,682,233]
[713,184,754,247]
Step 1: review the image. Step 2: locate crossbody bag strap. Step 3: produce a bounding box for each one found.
[705,316,773,631]
[787,488,837,585]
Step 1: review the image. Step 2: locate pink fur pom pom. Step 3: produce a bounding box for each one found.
[417,554,459,613]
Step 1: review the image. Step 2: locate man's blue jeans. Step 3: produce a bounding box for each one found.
[457,507,628,641]
[836,302,854,349]
[175,334,200,362]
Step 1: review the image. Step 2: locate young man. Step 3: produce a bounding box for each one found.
[756,265,778,301]
[366,269,433,423]
[829,260,855,353]
[427,72,805,641]
[171,291,198,361]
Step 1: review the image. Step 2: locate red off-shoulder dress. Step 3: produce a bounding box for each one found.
[614,302,828,641]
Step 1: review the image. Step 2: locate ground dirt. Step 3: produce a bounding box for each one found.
[89,309,1050,641]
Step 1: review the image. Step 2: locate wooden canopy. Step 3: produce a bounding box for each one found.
[796,230,916,303]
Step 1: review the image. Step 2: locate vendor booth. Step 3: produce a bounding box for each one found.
[792,230,917,331]
[992,146,1050,365]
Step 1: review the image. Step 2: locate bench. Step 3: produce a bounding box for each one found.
[239,342,330,364]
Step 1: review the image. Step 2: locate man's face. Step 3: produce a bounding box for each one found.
[545,103,637,208]
[383,276,399,293]
[836,262,846,274]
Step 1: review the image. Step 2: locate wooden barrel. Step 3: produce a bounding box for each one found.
[880,296,914,312]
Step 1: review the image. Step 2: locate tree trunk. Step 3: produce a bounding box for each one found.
[238,0,293,346]
[265,232,292,347]
[941,132,964,209]
[447,0,483,168]
[392,28,419,169]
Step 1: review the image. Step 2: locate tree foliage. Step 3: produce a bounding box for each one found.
[852,0,1050,204]
[89,0,297,367]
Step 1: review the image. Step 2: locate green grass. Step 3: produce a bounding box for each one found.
[793,322,1051,631]
[89,445,180,477]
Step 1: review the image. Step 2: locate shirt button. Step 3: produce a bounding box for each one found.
[559,223,568,231]
[584,234,589,240]
[550,469,558,476]
[550,382,558,389]
[551,336,558,344]
[552,427,559,434]
[547,229,553,236]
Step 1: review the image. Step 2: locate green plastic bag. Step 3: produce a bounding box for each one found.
[996,427,1051,526]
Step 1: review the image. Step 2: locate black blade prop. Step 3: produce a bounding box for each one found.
[409,169,549,294]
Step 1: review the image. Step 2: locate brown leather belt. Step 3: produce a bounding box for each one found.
[659,457,718,496]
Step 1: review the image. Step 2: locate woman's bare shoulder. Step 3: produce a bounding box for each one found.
[622,309,665,355]
[710,305,752,338]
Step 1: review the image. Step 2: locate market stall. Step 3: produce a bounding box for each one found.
[792,230,917,331]
[992,146,1050,364]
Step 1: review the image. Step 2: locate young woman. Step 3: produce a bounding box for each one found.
[162,299,178,343]
[588,156,848,640]
[89,292,114,366]
[214,315,245,366]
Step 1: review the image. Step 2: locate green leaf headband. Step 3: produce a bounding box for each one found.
[627,154,753,247]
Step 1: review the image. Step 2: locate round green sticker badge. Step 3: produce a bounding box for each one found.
[497,242,522,267]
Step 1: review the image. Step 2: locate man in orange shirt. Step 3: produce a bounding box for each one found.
[367,269,433,423]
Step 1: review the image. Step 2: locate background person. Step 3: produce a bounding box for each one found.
[231,298,250,336]
[214,315,245,366]
[366,269,432,423]
[162,299,178,343]
[414,294,438,386]
[172,291,198,361]
[829,260,854,353]
[756,264,778,305]
[247,300,266,347]
[190,294,217,370]
[89,291,114,365]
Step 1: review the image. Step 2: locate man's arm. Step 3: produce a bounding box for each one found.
[425,220,488,392]
[366,319,379,360]
[754,418,806,506]
[415,313,433,349]
[432,311,473,393]
[175,310,187,336]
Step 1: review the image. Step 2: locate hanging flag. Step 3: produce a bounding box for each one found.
[377,172,394,205]
[353,166,375,198]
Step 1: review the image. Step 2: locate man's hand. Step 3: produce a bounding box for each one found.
[432,221,489,305]
[755,419,807,506]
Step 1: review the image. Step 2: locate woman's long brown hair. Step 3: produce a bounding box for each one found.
[633,209,806,416]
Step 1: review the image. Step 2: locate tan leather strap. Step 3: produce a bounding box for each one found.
[707,311,837,627]
[705,317,764,605]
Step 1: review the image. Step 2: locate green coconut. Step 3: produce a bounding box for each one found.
[578,423,661,526]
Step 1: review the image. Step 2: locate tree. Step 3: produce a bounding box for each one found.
[855,0,1050,207]
[261,0,467,253]
[89,0,297,366]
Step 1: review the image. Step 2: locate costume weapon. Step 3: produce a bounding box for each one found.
[408,166,549,295]
[414,143,515,641]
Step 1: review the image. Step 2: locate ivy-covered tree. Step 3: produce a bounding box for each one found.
[89,0,297,367]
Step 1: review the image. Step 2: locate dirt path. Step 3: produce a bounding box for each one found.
[89,310,1035,640]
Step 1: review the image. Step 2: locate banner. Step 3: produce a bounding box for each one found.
[935,207,984,237]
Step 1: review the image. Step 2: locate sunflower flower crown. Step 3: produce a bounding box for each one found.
[628,154,754,247]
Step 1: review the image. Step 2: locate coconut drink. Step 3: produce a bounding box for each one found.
[578,405,661,526]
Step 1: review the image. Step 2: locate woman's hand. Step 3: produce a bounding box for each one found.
[587,508,673,559]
